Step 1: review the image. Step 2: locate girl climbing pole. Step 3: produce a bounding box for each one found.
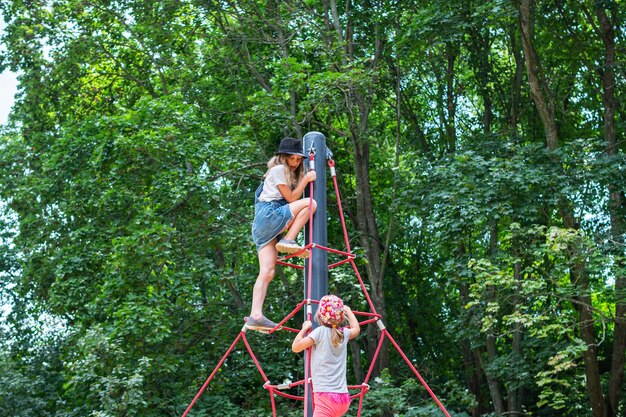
[292,295,360,417]
[246,137,317,332]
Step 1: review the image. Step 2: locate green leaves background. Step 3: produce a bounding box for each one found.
[1,0,625,416]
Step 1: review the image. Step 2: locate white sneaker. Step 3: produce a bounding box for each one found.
[245,316,282,333]
[276,239,303,254]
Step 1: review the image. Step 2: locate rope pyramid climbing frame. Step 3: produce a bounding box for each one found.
[181,144,452,417]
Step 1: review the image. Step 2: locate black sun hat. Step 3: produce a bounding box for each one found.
[276,137,305,157]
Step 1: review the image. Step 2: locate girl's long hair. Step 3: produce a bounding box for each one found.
[315,313,346,348]
[265,154,304,189]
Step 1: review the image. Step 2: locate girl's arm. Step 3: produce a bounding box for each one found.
[278,170,316,203]
[292,320,315,353]
[344,306,361,339]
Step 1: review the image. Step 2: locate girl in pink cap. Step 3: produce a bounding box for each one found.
[292,295,361,417]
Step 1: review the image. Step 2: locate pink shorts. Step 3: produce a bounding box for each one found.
[313,392,351,417]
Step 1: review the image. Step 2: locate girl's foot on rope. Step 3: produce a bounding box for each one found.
[276,239,303,254]
[245,315,282,333]
[277,248,310,260]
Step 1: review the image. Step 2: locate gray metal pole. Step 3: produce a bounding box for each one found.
[302,131,328,416]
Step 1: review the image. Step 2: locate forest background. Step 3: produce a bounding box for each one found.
[0,1,625,416]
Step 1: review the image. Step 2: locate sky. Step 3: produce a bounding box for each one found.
[1,11,18,125]
[0,70,14,315]
[0,69,18,125]
[0,16,15,317]
[0,70,14,317]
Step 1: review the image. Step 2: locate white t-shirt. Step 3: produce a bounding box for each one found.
[258,165,289,202]
[309,326,350,393]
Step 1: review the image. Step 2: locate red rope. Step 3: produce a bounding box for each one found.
[363,327,386,385]
[268,388,277,417]
[242,333,280,417]
[273,300,306,329]
[305,149,316,302]
[266,378,307,390]
[384,329,452,417]
[356,387,367,417]
[276,260,304,269]
[303,149,317,417]
[264,389,305,401]
[352,310,382,318]
[181,332,243,417]
[354,318,380,327]
[328,159,352,253]
[303,313,313,417]
[277,242,351,270]
[349,259,378,315]
[241,332,270,382]
[311,244,354,258]
[328,258,353,269]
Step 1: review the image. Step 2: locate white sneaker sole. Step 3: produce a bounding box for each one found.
[276,242,302,254]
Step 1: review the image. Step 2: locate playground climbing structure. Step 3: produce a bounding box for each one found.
[181,132,451,417]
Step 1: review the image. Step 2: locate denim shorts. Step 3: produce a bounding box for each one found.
[251,200,293,252]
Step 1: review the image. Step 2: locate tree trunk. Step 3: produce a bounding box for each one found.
[349,340,365,383]
[484,334,505,415]
[518,1,606,415]
[352,127,388,373]
[518,0,558,148]
[484,220,505,415]
[469,28,493,136]
[567,254,606,417]
[328,0,389,374]
[445,43,458,154]
[593,5,625,417]
[508,26,524,137]
[460,279,489,417]
[508,260,524,417]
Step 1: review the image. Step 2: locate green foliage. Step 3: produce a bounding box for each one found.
[1,0,625,416]
[360,369,472,417]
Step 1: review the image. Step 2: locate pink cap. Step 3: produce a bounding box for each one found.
[318,295,344,325]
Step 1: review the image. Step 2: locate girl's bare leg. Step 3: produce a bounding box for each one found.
[249,243,278,319]
[283,198,317,240]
